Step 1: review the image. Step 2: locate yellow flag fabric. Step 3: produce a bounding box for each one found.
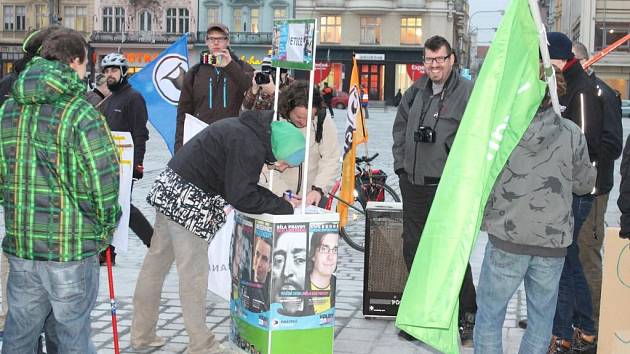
[338,57,368,227]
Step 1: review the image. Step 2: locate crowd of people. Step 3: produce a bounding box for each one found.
[0,20,628,354]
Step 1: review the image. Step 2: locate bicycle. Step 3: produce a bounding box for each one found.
[324,153,400,252]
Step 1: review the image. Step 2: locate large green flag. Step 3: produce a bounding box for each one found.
[395,0,546,353]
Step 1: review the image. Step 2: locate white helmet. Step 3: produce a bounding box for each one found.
[101,53,129,76]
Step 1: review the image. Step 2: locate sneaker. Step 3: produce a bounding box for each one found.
[547,336,572,353]
[572,328,597,354]
[459,312,475,347]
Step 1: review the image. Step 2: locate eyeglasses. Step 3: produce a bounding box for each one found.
[207,36,228,42]
[317,245,338,254]
[424,54,451,64]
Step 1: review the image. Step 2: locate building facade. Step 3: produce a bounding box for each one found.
[297,0,468,105]
[544,0,630,98]
[1,0,94,77]
[90,0,196,73]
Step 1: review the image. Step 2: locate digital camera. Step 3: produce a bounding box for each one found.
[254,61,273,85]
[414,126,436,143]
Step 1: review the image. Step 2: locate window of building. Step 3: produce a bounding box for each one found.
[166,8,189,34]
[3,5,26,31]
[15,5,25,31]
[3,6,14,31]
[35,4,48,29]
[250,8,259,33]
[595,22,630,52]
[400,16,422,45]
[233,9,242,33]
[103,7,113,32]
[139,10,151,32]
[273,8,287,21]
[166,8,176,33]
[207,7,220,25]
[360,17,381,44]
[179,8,189,33]
[320,16,341,43]
[115,7,125,32]
[64,6,87,32]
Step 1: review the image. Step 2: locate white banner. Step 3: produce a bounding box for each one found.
[183,113,209,144]
[110,131,134,252]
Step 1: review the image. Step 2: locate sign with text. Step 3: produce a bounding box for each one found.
[406,63,425,81]
[110,131,134,252]
[272,19,316,70]
[598,227,630,354]
[355,53,385,61]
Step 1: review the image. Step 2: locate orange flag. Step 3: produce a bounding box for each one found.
[338,57,368,227]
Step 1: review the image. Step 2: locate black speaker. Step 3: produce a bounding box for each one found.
[363,202,408,318]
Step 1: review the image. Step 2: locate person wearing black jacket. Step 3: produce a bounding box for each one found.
[99,52,153,264]
[131,110,305,352]
[547,32,602,353]
[573,42,623,335]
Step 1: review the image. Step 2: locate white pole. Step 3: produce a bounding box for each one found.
[301,19,317,215]
[269,66,282,191]
[528,0,561,116]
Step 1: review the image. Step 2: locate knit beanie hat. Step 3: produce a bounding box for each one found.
[271,121,306,166]
[547,32,575,60]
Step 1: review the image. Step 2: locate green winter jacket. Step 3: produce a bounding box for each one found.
[0,57,122,261]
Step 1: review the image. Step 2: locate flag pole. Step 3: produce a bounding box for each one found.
[301,20,318,214]
[528,0,561,116]
[583,33,630,69]
[105,247,120,354]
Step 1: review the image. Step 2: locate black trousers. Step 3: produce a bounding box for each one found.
[399,176,477,317]
[325,100,334,116]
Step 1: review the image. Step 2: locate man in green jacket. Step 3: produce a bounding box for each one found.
[0,28,121,353]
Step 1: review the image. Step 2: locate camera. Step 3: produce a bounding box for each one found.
[414,126,436,143]
[201,52,221,65]
[255,72,271,85]
[255,60,273,85]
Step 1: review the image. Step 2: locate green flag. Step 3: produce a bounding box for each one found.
[395,0,546,353]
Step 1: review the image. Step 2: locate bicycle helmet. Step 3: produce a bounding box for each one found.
[101,53,129,77]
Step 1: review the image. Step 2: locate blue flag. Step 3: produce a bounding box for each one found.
[129,34,189,154]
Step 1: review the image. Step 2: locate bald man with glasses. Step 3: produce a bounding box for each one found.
[174,23,254,151]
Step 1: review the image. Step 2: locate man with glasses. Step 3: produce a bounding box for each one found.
[174,23,254,151]
[306,232,339,314]
[392,35,477,346]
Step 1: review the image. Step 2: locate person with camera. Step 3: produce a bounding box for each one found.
[241,56,293,112]
[174,23,254,152]
[391,35,477,346]
[259,81,340,207]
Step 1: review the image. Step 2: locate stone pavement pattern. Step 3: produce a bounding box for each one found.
[1,107,627,354]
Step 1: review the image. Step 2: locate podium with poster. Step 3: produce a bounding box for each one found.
[229,209,339,354]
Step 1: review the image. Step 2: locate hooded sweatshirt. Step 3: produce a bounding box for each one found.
[483,106,596,257]
[0,57,121,261]
[168,110,293,215]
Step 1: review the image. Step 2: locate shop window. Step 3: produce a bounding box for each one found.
[400,16,422,45]
[360,17,381,45]
[320,16,341,44]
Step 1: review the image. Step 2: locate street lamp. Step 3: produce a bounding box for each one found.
[466,10,504,68]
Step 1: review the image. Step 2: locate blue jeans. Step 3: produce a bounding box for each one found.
[474,242,564,354]
[2,255,99,354]
[553,194,595,339]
